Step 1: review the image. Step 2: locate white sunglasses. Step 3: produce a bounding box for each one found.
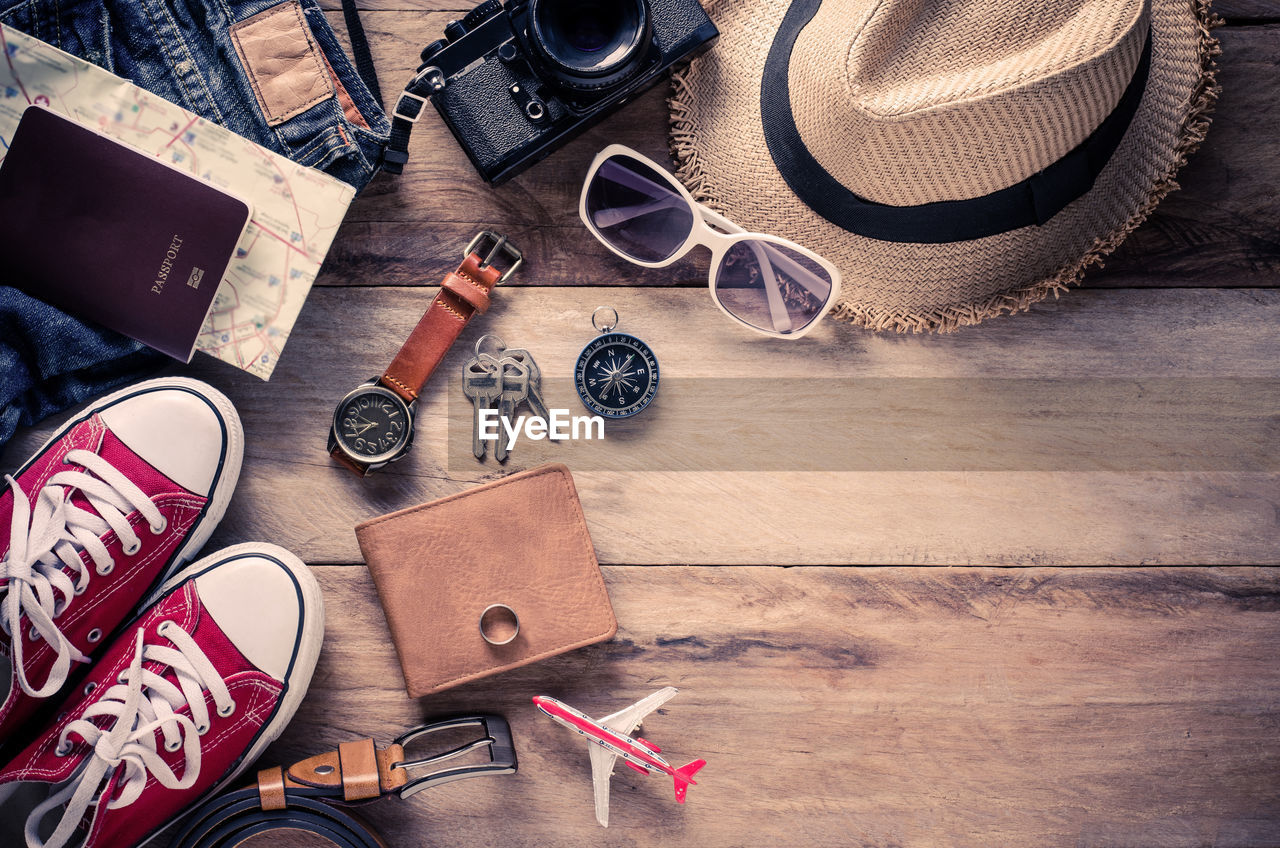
[579,144,842,339]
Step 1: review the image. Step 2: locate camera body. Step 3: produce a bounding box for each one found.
[418,0,718,185]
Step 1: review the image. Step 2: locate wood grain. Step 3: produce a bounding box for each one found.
[6,287,1276,566]
[1097,23,1280,288]
[1,4,1277,848]
[315,12,1280,288]
[318,0,1280,18]
[258,564,1280,847]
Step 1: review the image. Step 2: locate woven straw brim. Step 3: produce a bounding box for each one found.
[669,0,1222,333]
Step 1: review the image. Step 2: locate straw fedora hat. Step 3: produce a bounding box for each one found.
[669,0,1221,332]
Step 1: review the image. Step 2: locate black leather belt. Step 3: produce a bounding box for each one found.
[171,715,517,848]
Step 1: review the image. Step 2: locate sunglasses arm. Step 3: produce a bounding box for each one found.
[747,239,793,333]
[590,193,690,229]
[588,160,694,228]
[700,203,834,304]
[697,204,791,332]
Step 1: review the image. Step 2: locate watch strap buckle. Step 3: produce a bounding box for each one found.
[465,231,523,284]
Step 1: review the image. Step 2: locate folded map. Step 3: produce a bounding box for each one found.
[0,24,356,379]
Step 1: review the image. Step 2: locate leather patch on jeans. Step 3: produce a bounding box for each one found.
[230,1,334,127]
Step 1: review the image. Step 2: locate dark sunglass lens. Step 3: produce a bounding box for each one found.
[585,155,694,263]
[714,240,834,335]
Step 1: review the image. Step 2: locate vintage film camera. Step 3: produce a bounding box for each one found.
[402,0,718,184]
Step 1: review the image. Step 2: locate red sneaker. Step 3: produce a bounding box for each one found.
[0,543,324,848]
[0,378,243,742]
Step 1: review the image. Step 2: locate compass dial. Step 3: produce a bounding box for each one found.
[574,333,659,419]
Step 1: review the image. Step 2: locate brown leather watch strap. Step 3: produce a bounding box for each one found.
[330,447,371,477]
[329,233,520,476]
[380,252,503,403]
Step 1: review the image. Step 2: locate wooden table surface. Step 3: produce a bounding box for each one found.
[6,2,1280,845]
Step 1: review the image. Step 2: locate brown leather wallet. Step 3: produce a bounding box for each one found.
[355,464,617,698]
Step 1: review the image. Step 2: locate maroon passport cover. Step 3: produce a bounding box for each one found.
[0,106,252,361]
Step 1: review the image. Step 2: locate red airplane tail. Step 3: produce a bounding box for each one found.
[672,759,706,803]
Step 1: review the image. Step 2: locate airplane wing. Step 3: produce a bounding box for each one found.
[599,686,679,736]
[588,742,617,827]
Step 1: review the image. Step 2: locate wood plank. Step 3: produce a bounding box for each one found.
[1217,0,1280,17]
[1098,23,1280,287]
[5,287,1277,565]
[260,564,1280,847]
[317,13,1280,288]
[319,0,1280,19]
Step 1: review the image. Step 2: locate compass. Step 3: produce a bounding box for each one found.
[574,307,659,419]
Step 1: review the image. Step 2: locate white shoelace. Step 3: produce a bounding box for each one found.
[2,449,167,698]
[24,623,235,848]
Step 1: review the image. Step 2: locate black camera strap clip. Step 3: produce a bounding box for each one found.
[384,67,447,173]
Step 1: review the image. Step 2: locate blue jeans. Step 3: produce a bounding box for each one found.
[0,0,389,449]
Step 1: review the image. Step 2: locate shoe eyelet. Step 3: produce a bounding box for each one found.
[29,627,40,642]
[195,722,209,736]
[149,518,168,535]
[54,740,72,757]
[164,739,182,753]
[83,681,97,696]
[122,540,141,556]
[87,628,102,644]
[217,702,236,718]
[117,671,128,684]
[157,620,172,636]
[74,583,87,596]
[96,561,115,576]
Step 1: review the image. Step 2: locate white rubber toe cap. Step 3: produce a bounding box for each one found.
[100,386,230,495]
[195,555,303,682]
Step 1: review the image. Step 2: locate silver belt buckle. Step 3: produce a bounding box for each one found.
[392,715,518,799]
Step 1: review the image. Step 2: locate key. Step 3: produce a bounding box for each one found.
[494,358,530,463]
[477,352,517,459]
[502,349,550,420]
[462,356,502,460]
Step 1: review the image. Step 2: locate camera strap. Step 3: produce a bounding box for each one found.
[341,0,384,109]
[383,71,440,175]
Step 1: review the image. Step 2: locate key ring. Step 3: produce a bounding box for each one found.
[475,334,506,357]
[592,306,619,333]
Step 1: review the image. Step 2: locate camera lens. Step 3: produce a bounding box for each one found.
[529,0,649,79]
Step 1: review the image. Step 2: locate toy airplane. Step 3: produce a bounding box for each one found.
[533,687,706,827]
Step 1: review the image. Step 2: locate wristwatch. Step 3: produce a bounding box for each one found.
[329,231,523,475]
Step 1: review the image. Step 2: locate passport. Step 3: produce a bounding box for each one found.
[0,105,252,361]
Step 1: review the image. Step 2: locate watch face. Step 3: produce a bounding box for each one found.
[574,332,659,419]
[332,386,412,463]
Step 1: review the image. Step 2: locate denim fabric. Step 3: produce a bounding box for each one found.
[0,286,167,447]
[0,0,389,449]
